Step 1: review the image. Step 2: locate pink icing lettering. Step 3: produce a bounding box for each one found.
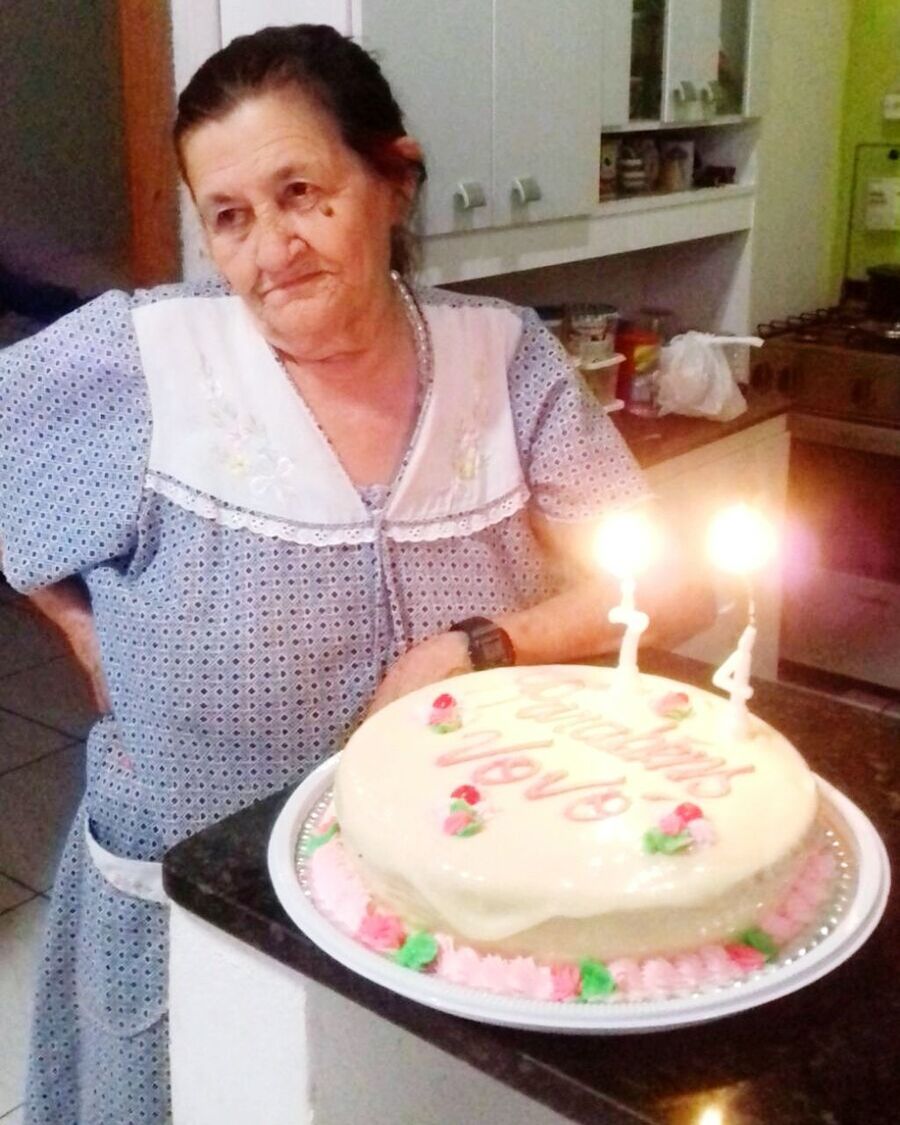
[465,694,526,716]
[677,766,756,798]
[564,791,631,821]
[641,747,715,772]
[524,771,627,800]
[515,699,582,723]
[551,714,629,741]
[471,756,542,786]
[599,723,678,758]
[435,730,553,767]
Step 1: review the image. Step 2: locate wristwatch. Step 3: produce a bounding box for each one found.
[449,616,516,671]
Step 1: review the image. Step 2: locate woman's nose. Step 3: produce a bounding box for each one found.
[254,213,304,272]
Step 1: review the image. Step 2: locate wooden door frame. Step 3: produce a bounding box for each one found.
[116,0,181,286]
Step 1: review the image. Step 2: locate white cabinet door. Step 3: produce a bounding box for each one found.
[493,0,603,226]
[353,0,494,236]
[219,0,351,44]
[600,0,634,128]
[662,0,721,121]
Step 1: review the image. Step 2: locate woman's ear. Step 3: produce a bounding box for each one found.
[391,135,425,210]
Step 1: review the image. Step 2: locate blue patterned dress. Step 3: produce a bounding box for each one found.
[0,277,646,1124]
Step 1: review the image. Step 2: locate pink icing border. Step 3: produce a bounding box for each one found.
[307,838,837,1003]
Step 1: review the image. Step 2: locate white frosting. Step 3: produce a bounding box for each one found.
[335,667,819,960]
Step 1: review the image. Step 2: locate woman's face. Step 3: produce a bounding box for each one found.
[182,88,413,353]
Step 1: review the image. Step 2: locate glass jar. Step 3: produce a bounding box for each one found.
[566,303,619,369]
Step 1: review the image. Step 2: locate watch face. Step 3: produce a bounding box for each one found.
[451,617,514,669]
[479,628,509,667]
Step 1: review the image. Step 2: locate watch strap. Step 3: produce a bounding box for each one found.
[449,616,516,671]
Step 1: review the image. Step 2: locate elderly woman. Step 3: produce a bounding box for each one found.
[0,23,700,1125]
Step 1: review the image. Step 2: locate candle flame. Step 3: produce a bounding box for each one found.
[595,509,656,578]
[707,504,776,575]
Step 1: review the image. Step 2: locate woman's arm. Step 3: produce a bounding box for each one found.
[496,509,716,662]
[367,507,715,712]
[1,543,108,711]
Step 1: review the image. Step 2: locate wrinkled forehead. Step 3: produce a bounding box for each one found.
[180,86,352,196]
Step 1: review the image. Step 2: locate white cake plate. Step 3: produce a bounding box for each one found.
[267,757,890,1033]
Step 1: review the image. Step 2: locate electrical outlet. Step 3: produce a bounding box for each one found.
[883,93,900,120]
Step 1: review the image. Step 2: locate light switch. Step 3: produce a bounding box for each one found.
[883,93,900,120]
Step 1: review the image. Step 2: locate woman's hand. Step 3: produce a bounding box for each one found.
[24,578,110,713]
[61,610,111,713]
[367,632,472,716]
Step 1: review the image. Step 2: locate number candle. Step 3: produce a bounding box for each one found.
[707,503,776,739]
[595,510,656,694]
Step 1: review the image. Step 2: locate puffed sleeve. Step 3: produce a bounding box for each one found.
[509,309,650,520]
[0,290,151,592]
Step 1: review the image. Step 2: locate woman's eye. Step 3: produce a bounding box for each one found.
[213,208,243,231]
[286,182,310,199]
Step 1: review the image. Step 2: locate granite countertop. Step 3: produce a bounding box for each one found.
[613,390,791,468]
[163,652,898,1125]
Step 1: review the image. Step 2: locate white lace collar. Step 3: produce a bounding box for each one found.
[133,283,529,546]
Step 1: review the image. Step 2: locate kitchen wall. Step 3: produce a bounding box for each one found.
[749,0,851,326]
[833,0,900,283]
[0,0,129,294]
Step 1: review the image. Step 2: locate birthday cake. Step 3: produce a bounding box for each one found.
[309,666,834,1001]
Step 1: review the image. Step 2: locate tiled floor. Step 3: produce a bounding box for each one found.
[0,577,93,1120]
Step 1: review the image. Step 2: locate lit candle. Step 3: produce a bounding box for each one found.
[595,510,656,693]
[707,503,777,739]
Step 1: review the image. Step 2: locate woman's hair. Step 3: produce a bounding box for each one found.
[174,24,426,275]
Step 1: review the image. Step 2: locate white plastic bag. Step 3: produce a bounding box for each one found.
[655,332,761,421]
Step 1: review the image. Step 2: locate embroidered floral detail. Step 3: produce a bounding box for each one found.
[453,358,490,481]
[198,354,308,510]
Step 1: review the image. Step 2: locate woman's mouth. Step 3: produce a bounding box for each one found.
[264,272,323,299]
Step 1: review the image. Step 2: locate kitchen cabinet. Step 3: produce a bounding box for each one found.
[354,0,603,236]
[171,0,766,304]
[604,0,766,128]
[643,415,789,679]
[216,1,604,237]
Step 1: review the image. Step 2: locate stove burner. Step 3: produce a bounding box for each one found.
[858,319,900,342]
[757,306,900,353]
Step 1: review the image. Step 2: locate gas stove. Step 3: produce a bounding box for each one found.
[750,304,900,427]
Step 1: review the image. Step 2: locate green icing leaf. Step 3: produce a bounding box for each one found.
[431,721,461,734]
[303,821,339,855]
[579,958,617,1000]
[456,821,483,837]
[666,706,694,721]
[738,927,778,961]
[394,931,439,971]
[643,828,692,855]
[450,799,478,815]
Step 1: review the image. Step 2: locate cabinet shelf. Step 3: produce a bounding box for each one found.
[419,184,756,286]
[602,115,756,134]
[593,182,755,217]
